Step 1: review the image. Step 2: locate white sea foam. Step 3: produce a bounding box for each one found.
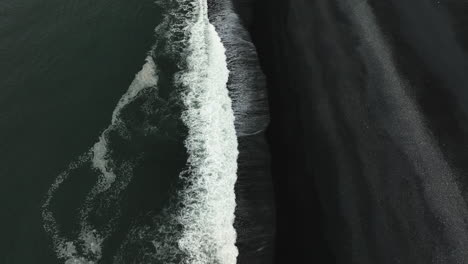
[80,57,158,261]
[42,57,158,263]
[114,1,239,263]
[208,0,269,136]
[41,153,91,262]
[175,0,239,263]
[92,56,158,192]
[43,0,239,262]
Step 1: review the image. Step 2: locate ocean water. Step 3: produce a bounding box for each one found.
[0,0,272,263]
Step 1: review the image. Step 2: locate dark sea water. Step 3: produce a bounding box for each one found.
[1,0,159,262]
[1,0,274,263]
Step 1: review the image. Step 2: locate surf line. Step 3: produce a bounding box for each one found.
[174,0,239,263]
[41,0,240,263]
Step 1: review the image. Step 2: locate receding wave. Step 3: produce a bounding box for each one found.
[208,0,275,261]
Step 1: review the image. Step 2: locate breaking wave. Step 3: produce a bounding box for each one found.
[42,0,239,263]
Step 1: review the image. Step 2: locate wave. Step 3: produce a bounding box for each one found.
[176,1,238,261]
[207,0,275,262]
[42,0,239,263]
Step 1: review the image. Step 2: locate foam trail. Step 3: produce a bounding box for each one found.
[42,56,158,263]
[92,56,158,191]
[337,0,468,261]
[41,154,91,263]
[208,0,269,136]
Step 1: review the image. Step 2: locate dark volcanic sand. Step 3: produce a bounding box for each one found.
[233,0,468,263]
